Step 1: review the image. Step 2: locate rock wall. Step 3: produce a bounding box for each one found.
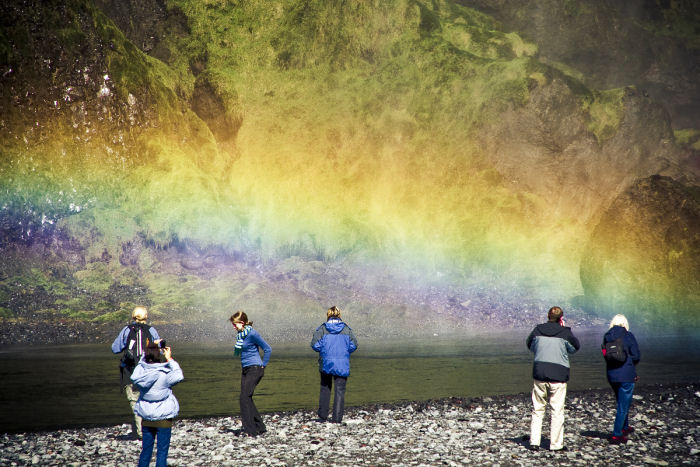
[462,0,700,129]
[1,0,698,332]
[581,175,700,325]
[480,79,689,223]
[0,0,160,157]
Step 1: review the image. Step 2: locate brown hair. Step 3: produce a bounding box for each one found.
[327,305,341,320]
[547,306,563,323]
[229,311,252,326]
[144,341,162,364]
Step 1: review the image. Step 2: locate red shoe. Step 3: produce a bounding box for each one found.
[610,435,628,445]
[622,426,635,435]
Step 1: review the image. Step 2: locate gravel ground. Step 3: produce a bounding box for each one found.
[2,383,698,466]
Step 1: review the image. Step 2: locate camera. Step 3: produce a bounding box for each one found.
[159,339,167,349]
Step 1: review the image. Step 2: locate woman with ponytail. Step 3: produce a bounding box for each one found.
[229,311,271,436]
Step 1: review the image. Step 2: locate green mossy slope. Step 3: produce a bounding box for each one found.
[0,0,695,329]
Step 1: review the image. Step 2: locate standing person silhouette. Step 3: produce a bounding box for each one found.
[230,311,271,436]
[602,314,641,444]
[311,305,358,423]
[112,306,161,439]
[131,341,183,467]
[526,306,580,451]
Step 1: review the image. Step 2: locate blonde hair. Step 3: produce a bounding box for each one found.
[327,305,341,319]
[609,314,629,331]
[229,311,252,326]
[132,306,148,322]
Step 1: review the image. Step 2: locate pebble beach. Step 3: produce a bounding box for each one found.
[2,382,698,466]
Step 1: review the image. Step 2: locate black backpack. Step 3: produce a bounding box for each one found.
[602,336,627,363]
[121,322,153,370]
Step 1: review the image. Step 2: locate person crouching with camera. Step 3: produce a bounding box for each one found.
[131,341,184,467]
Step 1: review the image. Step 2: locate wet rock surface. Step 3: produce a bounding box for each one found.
[1,383,697,466]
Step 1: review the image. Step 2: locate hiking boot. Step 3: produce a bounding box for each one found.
[528,444,540,451]
[610,435,628,445]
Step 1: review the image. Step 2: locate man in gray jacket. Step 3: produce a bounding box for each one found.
[526,306,580,451]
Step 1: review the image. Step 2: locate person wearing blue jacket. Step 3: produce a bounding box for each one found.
[311,305,358,423]
[230,311,271,436]
[602,314,641,445]
[526,306,580,451]
[112,306,161,439]
[131,342,183,467]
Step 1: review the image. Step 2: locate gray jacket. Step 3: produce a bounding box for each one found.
[526,322,580,382]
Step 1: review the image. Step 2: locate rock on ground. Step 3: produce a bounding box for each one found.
[1,383,698,466]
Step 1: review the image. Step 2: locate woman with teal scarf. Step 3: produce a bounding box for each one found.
[230,311,271,436]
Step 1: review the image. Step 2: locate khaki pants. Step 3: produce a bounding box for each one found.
[530,380,567,450]
[125,383,142,436]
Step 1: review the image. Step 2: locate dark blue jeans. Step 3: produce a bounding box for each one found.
[139,426,171,467]
[319,372,347,422]
[610,382,635,436]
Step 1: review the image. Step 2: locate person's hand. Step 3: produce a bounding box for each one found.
[163,347,172,361]
[560,318,566,327]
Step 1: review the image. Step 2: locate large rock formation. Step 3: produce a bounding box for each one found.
[581,175,700,325]
[1,0,698,336]
[0,0,164,158]
[480,79,690,222]
[462,0,700,129]
[92,0,188,64]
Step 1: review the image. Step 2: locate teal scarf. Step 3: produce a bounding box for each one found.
[234,325,252,356]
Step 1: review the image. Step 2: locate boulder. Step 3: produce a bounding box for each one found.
[580,175,700,325]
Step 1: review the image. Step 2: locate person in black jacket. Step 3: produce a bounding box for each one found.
[602,314,641,445]
[526,306,580,451]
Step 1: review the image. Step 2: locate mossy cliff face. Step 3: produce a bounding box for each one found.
[481,81,689,222]
[581,176,700,326]
[0,0,698,333]
[461,0,700,129]
[91,0,189,65]
[1,0,173,154]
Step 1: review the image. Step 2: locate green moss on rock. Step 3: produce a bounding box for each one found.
[585,87,627,143]
[674,128,700,150]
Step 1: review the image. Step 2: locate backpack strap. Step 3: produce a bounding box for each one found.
[119,323,152,388]
[121,323,152,367]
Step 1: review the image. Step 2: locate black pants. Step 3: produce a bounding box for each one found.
[240,365,266,435]
[318,372,347,422]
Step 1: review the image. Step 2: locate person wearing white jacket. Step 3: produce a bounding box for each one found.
[131,342,184,467]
